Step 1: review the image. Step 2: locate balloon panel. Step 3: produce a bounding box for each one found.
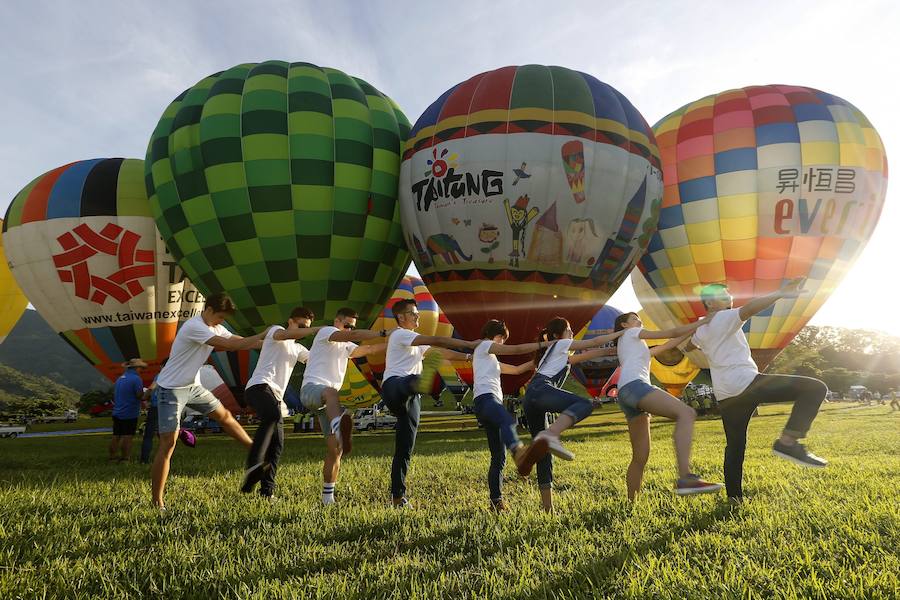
[637,309,700,395]
[638,85,888,369]
[145,61,411,336]
[198,364,242,413]
[571,304,622,396]
[3,158,206,385]
[400,65,662,391]
[0,218,28,344]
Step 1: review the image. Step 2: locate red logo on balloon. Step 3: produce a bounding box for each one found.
[52,223,155,305]
[425,147,459,179]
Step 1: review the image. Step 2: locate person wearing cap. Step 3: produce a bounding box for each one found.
[684,278,828,501]
[110,358,147,462]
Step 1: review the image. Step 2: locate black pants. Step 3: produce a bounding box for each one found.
[245,384,284,496]
[719,373,827,498]
[140,406,158,464]
[382,375,421,500]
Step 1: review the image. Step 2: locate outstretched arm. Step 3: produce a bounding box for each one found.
[489,341,544,356]
[500,360,535,375]
[350,343,387,358]
[568,347,614,365]
[411,335,478,351]
[639,319,704,340]
[329,329,388,343]
[739,277,807,321]
[272,326,324,341]
[569,330,625,351]
[433,347,469,361]
[649,333,693,357]
[206,328,269,352]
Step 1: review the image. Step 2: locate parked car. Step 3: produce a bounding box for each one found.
[181,415,222,434]
[353,408,397,431]
[0,424,27,438]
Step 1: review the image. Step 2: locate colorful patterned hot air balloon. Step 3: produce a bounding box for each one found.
[3,158,206,385]
[572,305,622,397]
[0,218,28,344]
[400,65,662,391]
[198,364,241,414]
[636,85,888,370]
[145,60,411,336]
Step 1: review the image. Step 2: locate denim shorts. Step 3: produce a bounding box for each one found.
[157,385,222,434]
[616,379,656,421]
[300,383,343,437]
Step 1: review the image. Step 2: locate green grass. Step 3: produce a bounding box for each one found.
[0,402,897,599]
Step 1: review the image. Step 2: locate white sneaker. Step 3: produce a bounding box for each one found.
[536,431,574,461]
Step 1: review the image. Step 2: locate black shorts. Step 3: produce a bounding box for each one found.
[112,417,138,436]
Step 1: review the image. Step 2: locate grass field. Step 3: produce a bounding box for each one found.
[1,402,897,599]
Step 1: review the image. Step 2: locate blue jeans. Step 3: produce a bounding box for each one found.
[382,375,421,499]
[523,374,594,489]
[474,393,520,501]
[140,406,158,464]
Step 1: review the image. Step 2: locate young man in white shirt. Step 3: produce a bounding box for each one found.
[151,292,269,513]
[685,278,828,501]
[381,298,479,508]
[299,307,391,505]
[241,307,322,498]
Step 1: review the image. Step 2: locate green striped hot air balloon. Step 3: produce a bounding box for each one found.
[145,61,411,333]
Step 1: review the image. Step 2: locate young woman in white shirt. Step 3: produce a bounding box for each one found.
[521,317,625,512]
[613,312,722,498]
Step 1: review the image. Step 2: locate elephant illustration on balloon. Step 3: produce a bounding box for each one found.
[426,233,472,264]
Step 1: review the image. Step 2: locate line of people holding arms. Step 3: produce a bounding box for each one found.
[144,276,827,514]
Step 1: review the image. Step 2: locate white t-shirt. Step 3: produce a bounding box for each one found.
[473,340,502,399]
[383,328,430,380]
[157,315,232,389]
[536,338,574,377]
[691,308,758,399]
[302,326,358,389]
[246,326,310,401]
[617,327,651,386]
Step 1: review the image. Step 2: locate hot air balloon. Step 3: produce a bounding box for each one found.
[198,364,241,414]
[399,65,663,392]
[144,60,411,336]
[3,158,206,385]
[636,85,888,370]
[572,305,623,397]
[0,218,28,344]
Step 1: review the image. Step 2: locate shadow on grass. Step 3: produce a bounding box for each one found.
[520,500,738,599]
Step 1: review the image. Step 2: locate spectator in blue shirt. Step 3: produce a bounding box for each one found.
[110,358,147,462]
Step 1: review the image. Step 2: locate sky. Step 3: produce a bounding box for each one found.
[1,0,897,333]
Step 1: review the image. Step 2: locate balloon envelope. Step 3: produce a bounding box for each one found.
[400,65,662,391]
[3,158,206,385]
[0,218,28,344]
[145,60,412,335]
[637,84,888,370]
[572,305,622,396]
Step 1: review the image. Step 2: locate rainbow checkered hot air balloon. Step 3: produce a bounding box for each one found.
[0,218,28,345]
[145,61,411,336]
[634,85,888,370]
[3,159,206,385]
[400,65,663,393]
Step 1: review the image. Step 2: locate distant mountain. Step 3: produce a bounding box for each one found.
[0,310,110,393]
[0,363,80,414]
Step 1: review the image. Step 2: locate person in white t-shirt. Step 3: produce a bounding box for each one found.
[613,312,721,499]
[521,317,625,512]
[151,292,270,513]
[381,298,479,509]
[684,278,828,501]
[299,307,392,506]
[240,307,322,498]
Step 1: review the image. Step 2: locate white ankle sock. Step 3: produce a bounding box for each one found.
[322,482,335,505]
